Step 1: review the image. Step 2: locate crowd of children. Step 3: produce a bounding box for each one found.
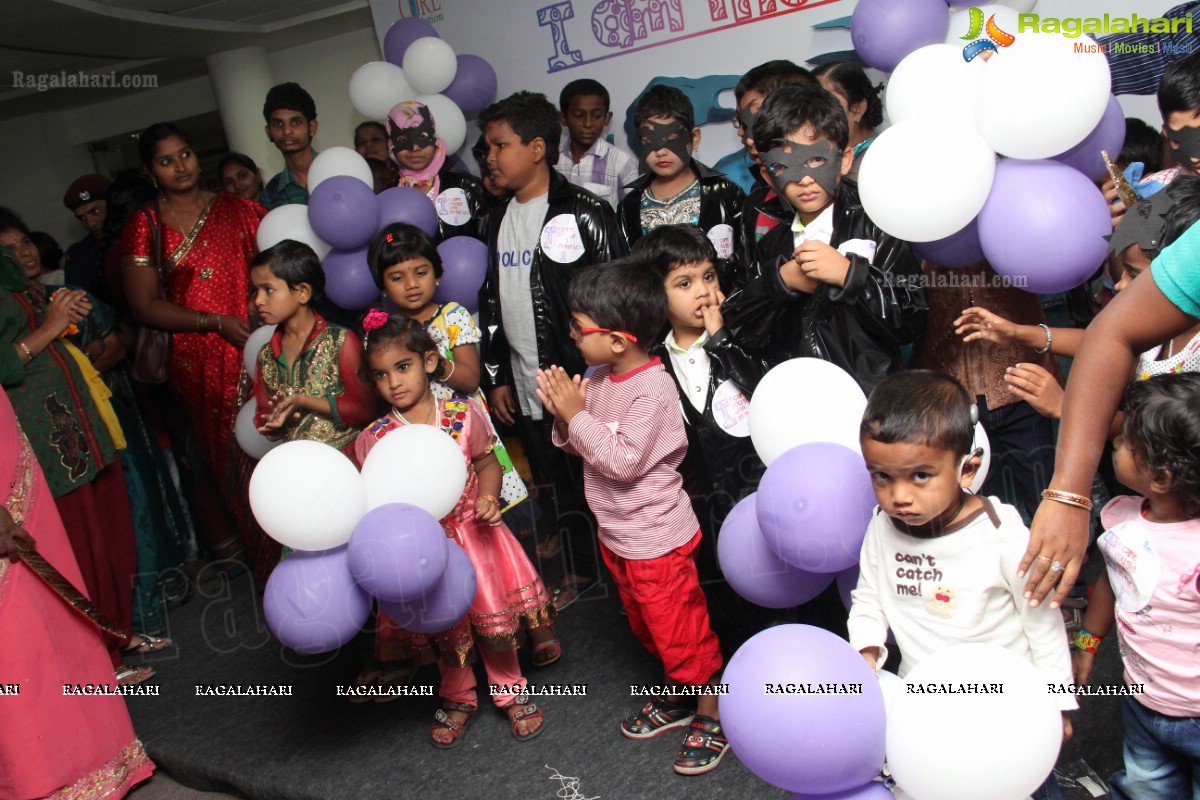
[4,45,1199,797]
[232,55,1200,789]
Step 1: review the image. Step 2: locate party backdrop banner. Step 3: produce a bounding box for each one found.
[368,0,853,176]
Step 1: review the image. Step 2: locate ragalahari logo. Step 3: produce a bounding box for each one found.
[961,7,1016,62]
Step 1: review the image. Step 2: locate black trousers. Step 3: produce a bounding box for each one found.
[514,414,600,585]
[977,397,1056,523]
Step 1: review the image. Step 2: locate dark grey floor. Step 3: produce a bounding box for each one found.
[122,568,1125,800]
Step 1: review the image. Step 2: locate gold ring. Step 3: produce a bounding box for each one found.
[1036,555,1052,562]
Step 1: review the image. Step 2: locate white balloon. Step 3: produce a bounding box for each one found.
[243,324,277,379]
[970,421,992,492]
[887,644,1062,800]
[248,441,367,551]
[360,423,467,519]
[945,4,1022,45]
[256,205,331,261]
[976,32,1111,159]
[885,44,987,125]
[876,669,903,719]
[235,400,281,460]
[348,61,415,121]
[307,146,374,193]
[859,119,996,242]
[416,93,468,155]
[403,37,459,95]
[749,358,867,466]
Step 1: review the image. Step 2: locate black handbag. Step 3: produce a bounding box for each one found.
[129,207,170,384]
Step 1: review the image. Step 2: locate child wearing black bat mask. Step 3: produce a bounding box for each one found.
[721,85,927,395]
[619,85,746,292]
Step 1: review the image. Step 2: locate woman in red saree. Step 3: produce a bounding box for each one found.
[0,387,155,799]
[120,122,276,583]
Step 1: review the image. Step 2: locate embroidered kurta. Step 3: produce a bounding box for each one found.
[0,279,119,499]
[253,314,376,454]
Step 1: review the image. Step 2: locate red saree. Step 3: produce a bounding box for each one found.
[120,193,278,579]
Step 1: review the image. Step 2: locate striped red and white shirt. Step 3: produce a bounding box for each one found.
[552,358,698,559]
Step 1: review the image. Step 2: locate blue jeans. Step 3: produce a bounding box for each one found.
[1110,696,1200,800]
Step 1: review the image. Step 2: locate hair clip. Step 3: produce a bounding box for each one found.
[362,308,389,349]
[385,232,394,244]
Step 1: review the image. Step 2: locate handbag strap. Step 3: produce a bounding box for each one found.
[141,205,165,284]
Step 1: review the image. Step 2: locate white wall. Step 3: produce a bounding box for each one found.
[367,0,1179,167]
[1,26,382,248]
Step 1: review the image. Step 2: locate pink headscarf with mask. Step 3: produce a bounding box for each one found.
[386,101,446,196]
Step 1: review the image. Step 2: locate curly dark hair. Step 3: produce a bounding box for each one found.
[1120,373,1200,518]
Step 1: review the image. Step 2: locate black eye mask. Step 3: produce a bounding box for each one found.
[1105,186,1174,259]
[761,140,843,197]
[736,104,759,136]
[638,120,693,163]
[388,108,437,154]
[1167,124,1200,167]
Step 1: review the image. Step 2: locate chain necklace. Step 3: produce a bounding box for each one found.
[392,395,436,426]
[160,191,205,232]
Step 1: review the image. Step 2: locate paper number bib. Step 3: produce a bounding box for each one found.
[707,223,735,260]
[540,214,586,263]
[711,379,751,437]
[436,188,472,227]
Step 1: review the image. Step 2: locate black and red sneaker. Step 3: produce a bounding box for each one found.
[673,715,730,775]
[620,697,696,740]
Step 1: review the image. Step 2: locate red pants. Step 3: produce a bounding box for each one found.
[601,531,723,687]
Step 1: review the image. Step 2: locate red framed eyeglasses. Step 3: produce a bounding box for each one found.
[570,321,639,343]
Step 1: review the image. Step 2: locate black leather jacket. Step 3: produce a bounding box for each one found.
[434,166,489,241]
[479,170,628,390]
[619,160,747,292]
[649,328,767,504]
[722,180,927,395]
[739,179,792,282]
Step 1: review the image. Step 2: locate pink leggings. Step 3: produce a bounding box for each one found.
[439,649,525,708]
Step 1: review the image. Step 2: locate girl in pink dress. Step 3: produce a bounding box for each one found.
[354,313,552,748]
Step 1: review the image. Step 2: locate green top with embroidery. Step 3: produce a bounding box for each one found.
[0,250,119,498]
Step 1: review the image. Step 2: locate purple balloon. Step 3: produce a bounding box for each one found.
[322,246,379,311]
[723,625,886,793]
[911,216,986,270]
[383,17,439,67]
[978,159,1112,294]
[377,186,439,237]
[757,443,876,574]
[851,0,950,72]
[347,503,450,602]
[263,546,372,654]
[717,495,835,608]
[308,176,380,251]
[378,541,477,634]
[1052,95,1126,182]
[442,54,498,116]
[434,236,488,314]
[791,782,895,800]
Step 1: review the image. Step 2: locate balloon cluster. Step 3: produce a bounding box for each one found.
[253,18,497,315]
[248,427,476,653]
[853,0,1122,293]
[715,359,996,794]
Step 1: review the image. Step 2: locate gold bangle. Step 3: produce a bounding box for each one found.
[217,315,223,334]
[197,313,208,332]
[477,494,500,506]
[1041,489,1093,511]
[18,341,32,362]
